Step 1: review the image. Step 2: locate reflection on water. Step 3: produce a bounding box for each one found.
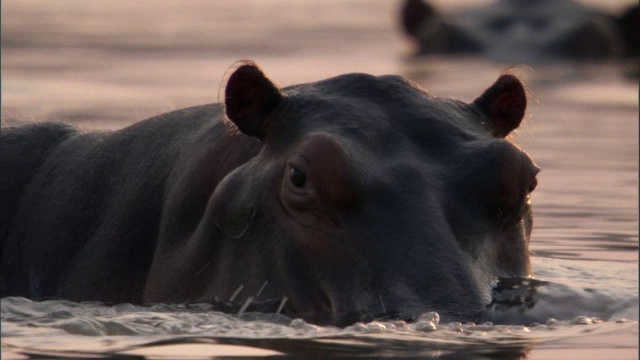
[1,0,638,358]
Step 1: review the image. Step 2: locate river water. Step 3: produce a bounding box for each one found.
[1,0,638,358]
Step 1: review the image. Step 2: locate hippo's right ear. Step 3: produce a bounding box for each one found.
[473,75,526,138]
[225,62,284,140]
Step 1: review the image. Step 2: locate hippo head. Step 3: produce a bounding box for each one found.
[401,0,639,62]
[190,62,538,326]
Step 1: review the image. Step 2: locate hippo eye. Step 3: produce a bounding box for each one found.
[289,167,307,187]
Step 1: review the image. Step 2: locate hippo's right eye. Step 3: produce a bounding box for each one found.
[289,167,307,187]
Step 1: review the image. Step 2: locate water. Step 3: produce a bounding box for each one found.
[2,0,638,358]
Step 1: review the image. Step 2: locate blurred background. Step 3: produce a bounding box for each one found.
[1,0,637,262]
[2,0,635,125]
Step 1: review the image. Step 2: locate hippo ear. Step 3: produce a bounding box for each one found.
[401,0,438,37]
[617,4,640,57]
[225,62,284,140]
[473,75,526,138]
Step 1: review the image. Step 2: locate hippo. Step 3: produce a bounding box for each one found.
[401,0,640,62]
[0,62,539,326]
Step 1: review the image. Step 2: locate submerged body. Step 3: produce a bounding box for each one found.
[1,63,538,326]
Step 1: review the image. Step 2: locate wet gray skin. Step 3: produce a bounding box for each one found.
[0,62,538,326]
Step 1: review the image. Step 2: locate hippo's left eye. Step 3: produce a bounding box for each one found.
[289,167,307,187]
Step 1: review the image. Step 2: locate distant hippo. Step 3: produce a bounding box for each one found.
[401,0,640,62]
[0,62,539,326]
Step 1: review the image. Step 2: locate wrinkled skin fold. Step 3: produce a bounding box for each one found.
[1,61,539,326]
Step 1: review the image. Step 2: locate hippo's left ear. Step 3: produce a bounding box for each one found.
[225,62,284,140]
[473,75,526,138]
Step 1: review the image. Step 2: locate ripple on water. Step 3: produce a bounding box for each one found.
[1,257,637,356]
